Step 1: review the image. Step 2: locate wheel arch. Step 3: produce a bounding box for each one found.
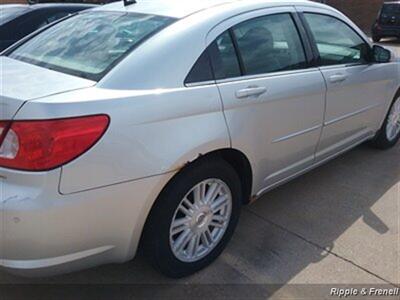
[394,86,400,101]
[377,86,400,130]
[180,148,254,205]
[386,86,400,120]
[137,148,253,255]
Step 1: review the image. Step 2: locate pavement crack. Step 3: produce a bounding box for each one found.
[244,208,399,288]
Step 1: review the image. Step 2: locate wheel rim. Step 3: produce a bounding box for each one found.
[386,97,400,142]
[169,178,232,263]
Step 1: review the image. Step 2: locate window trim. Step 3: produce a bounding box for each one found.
[215,66,320,85]
[299,12,373,68]
[228,28,246,76]
[184,9,319,87]
[185,80,216,88]
[292,12,318,67]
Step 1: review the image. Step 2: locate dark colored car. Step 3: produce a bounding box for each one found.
[372,1,400,42]
[27,0,118,4]
[0,4,95,52]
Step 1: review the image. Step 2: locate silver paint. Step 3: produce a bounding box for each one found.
[0,0,398,276]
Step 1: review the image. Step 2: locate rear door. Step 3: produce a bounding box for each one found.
[207,7,326,193]
[298,6,396,161]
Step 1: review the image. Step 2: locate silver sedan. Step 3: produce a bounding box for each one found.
[0,0,399,278]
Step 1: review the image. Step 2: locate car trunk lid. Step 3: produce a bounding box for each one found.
[0,57,96,119]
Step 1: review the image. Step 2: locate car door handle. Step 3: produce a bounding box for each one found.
[236,86,267,99]
[329,74,348,83]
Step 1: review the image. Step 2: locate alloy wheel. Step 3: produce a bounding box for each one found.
[169,179,232,263]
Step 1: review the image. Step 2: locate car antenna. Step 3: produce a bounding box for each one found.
[124,0,137,6]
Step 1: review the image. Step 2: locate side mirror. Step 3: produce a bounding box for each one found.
[373,45,391,63]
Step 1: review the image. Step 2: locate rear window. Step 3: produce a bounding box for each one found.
[382,4,400,14]
[8,11,175,81]
[0,6,29,25]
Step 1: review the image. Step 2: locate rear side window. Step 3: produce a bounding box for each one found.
[304,13,370,66]
[185,31,241,84]
[185,13,308,84]
[8,12,175,81]
[185,51,214,85]
[232,13,307,75]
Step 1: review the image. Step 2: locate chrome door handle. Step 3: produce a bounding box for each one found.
[329,74,348,83]
[236,86,267,99]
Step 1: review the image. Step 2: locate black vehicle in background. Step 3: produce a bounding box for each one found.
[372,1,400,42]
[0,4,95,52]
[27,0,118,4]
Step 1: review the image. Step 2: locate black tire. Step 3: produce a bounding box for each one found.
[372,35,381,43]
[370,93,400,149]
[141,158,242,278]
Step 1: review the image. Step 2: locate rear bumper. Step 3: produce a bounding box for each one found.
[0,168,173,276]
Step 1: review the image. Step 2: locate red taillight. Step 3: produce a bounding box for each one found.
[0,115,109,171]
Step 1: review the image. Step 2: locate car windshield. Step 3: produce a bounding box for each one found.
[382,4,400,14]
[0,6,29,25]
[8,11,175,81]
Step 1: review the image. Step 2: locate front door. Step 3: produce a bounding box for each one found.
[299,8,396,161]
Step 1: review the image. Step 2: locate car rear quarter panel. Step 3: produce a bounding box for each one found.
[0,165,175,274]
[14,85,230,194]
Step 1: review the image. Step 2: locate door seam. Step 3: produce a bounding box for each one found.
[313,69,329,158]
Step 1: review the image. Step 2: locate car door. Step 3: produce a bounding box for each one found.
[206,7,326,194]
[298,7,396,161]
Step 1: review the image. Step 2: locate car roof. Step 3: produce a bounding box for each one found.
[96,0,319,19]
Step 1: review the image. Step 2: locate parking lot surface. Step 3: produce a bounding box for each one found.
[1,41,399,299]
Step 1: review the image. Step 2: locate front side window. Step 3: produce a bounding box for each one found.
[8,12,175,81]
[304,13,370,66]
[232,13,307,76]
